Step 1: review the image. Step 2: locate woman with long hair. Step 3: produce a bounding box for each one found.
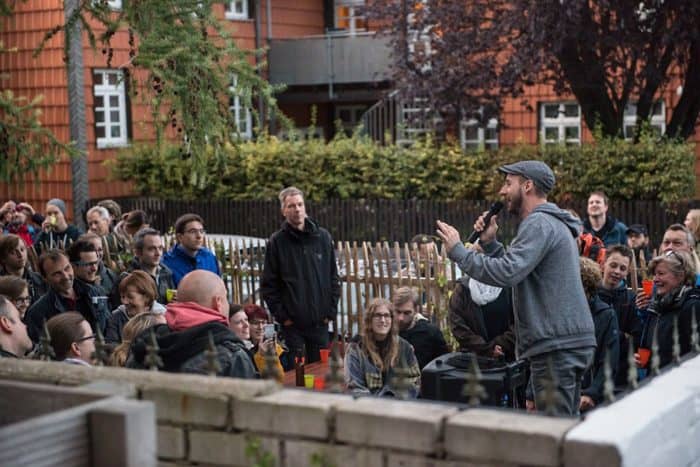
[344,298,421,397]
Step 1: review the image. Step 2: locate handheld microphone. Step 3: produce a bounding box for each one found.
[467,201,504,243]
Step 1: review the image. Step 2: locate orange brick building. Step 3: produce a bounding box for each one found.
[1,1,698,218]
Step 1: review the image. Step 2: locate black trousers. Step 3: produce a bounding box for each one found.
[280,324,329,364]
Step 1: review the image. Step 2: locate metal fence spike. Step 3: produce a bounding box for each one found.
[603,350,615,404]
[536,355,560,417]
[91,326,109,366]
[650,323,661,377]
[626,338,638,390]
[672,314,681,365]
[144,327,163,371]
[691,305,700,353]
[33,319,56,361]
[461,354,486,407]
[204,331,221,377]
[326,340,345,393]
[260,340,281,381]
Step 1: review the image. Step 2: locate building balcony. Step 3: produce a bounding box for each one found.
[268,32,393,87]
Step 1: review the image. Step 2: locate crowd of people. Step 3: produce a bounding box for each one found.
[1,173,699,418]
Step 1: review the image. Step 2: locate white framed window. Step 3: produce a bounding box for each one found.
[229,76,252,140]
[624,100,665,139]
[540,102,581,145]
[108,0,122,9]
[335,1,367,34]
[460,118,498,151]
[93,69,128,149]
[335,105,367,135]
[225,0,249,20]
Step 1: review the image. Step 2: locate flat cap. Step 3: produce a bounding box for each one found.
[498,160,555,193]
[626,224,648,236]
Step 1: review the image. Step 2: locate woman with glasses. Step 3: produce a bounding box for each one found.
[344,298,421,398]
[0,276,32,320]
[46,311,96,366]
[243,303,289,379]
[636,250,700,371]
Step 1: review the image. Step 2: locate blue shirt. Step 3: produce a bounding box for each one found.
[162,244,221,286]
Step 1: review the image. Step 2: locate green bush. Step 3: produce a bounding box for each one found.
[108,129,695,204]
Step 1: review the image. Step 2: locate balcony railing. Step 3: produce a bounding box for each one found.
[268,32,392,87]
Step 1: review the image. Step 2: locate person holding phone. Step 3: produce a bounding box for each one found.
[243,303,289,379]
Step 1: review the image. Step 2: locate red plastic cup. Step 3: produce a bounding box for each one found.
[314,376,325,391]
[642,279,653,297]
[319,348,330,364]
[637,348,651,367]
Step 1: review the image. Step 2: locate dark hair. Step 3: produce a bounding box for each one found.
[133,228,161,252]
[118,270,157,307]
[38,249,69,278]
[66,240,98,264]
[125,210,149,229]
[228,303,243,320]
[606,244,633,264]
[174,213,204,235]
[0,276,28,300]
[46,311,89,361]
[0,234,22,263]
[97,199,122,221]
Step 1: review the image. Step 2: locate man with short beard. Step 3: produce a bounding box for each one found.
[24,249,111,342]
[393,286,449,369]
[583,191,628,247]
[125,228,175,304]
[437,160,595,416]
[0,296,33,358]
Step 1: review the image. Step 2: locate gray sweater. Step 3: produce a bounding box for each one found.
[448,202,595,359]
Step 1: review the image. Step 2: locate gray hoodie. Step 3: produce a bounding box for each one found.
[448,202,595,359]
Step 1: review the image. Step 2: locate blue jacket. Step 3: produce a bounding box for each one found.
[162,244,220,287]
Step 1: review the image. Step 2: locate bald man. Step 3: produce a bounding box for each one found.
[127,270,256,378]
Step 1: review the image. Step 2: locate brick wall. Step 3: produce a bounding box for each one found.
[0,356,698,467]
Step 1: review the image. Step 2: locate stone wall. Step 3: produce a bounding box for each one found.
[1,356,699,467]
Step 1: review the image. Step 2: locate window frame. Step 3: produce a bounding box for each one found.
[93,68,129,149]
[540,102,581,146]
[225,0,250,20]
[460,117,499,152]
[229,76,253,140]
[623,100,666,139]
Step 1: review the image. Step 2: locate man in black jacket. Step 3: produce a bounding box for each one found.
[24,249,111,343]
[261,186,341,363]
[128,228,175,304]
[393,286,449,369]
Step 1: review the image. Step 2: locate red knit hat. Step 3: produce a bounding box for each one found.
[243,303,269,322]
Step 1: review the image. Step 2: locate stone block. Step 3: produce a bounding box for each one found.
[284,439,384,467]
[189,430,279,466]
[233,388,350,439]
[158,425,185,460]
[141,388,229,427]
[90,398,157,467]
[444,408,577,467]
[335,398,457,454]
[388,453,513,467]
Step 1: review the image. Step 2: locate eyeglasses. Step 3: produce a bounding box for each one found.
[76,334,95,343]
[665,250,684,263]
[13,296,31,306]
[73,260,99,268]
[372,313,392,321]
[185,228,206,235]
[249,320,266,327]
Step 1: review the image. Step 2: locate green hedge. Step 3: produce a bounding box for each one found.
[107,129,696,204]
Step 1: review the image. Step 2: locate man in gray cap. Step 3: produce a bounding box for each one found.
[437,160,595,416]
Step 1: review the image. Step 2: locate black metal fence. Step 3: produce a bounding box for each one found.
[93,197,694,245]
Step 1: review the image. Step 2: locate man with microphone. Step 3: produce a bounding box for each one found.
[436,160,595,416]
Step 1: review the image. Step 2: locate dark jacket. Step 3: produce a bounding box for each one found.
[24,279,111,342]
[597,282,641,386]
[127,322,257,378]
[582,295,620,404]
[0,348,19,358]
[33,224,82,255]
[104,302,166,344]
[399,319,449,369]
[261,218,341,330]
[125,259,176,305]
[639,285,700,369]
[0,267,47,306]
[162,244,220,287]
[583,215,627,247]
[447,279,516,360]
